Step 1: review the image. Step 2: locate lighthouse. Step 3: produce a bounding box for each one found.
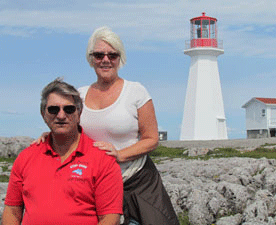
[180,12,228,140]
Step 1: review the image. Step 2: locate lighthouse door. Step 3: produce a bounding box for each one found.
[217,118,226,139]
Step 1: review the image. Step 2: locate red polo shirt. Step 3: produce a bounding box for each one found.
[5,130,123,225]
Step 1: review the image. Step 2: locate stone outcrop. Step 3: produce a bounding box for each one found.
[156,157,276,224]
[0,136,34,158]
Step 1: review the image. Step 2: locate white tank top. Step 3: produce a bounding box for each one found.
[78,80,151,181]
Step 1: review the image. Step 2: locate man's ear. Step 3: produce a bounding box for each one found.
[79,108,83,116]
[77,109,82,123]
[41,111,46,122]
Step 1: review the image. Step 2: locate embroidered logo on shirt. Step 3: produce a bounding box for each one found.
[72,168,83,176]
[69,162,88,180]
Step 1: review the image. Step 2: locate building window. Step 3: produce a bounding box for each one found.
[262,109,266,117]
[158,131,167,141]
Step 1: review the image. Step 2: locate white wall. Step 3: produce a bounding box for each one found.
[266,106,276,127]
[180,48,227,140]
[245,101,267,130]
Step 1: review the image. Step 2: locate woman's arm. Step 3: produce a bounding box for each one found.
[31,132,50,145]
[94,100,159,162]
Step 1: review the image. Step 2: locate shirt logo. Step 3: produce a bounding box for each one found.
[72,169,83,176]
[69,162,88,180]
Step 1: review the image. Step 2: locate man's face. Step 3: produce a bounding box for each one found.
[42,92,80,135]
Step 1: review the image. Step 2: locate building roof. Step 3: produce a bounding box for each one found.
[242,97,276,108]
[255,98,276,104]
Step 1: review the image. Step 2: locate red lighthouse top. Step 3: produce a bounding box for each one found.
[189,12,220,48]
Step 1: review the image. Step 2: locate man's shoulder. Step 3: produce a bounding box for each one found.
[13,143,46,168]
[80,133,101,154]
[19,142,46,156]
[80,133,116,162]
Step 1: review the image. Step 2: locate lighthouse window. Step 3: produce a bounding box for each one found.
[202,20,209,38]
[210,23,216,39]
[197,26,201,38]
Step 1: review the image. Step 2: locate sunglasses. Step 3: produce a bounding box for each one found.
[90,52,120,61]
[47,105,77,115]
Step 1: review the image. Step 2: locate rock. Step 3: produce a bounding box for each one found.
[0,136,34,158]
[243,200,268,223]
[187,147,210,157]
[264,171,276,194]
[186,189,213,224]
[0,183,9,217]
[216,213,243,225]
[207,190,228,216]
[156,156,276,224]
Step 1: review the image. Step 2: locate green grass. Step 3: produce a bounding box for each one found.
[2,166,9,172]
[149,146,186,158]
[150,145,276,161]
[0,157,16,163]
[0,157,15,183]
[0,175,9,182]
[178,211,190,225]
[207,147,276,159]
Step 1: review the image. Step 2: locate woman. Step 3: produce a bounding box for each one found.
[38,26,179,225]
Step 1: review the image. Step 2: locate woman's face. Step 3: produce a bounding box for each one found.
[91,40,120,82]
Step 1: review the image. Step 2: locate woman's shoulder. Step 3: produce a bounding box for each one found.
[124,80,148,92]
[78,85,90,98]
[123,80,151,107]
[78,85,90,93]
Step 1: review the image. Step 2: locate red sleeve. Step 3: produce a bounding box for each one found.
[95,154,123,215]
[5,155,24,206]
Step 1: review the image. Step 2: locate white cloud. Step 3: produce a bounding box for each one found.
[1,110,23,115]
[0,1,275,58]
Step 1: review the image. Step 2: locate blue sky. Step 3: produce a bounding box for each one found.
[1,0,276,140]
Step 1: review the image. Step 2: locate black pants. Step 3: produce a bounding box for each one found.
[123,156,180,225]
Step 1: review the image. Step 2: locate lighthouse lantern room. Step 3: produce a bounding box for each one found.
[180,12,227,140]
[190,12,217,48]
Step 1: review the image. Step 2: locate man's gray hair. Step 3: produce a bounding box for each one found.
[40,77,83,115]
[86,26,126,68]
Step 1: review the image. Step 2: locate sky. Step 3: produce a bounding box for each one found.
[1,0,276,140]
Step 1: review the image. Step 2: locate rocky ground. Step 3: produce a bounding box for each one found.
[156,157,276,225]
[2,137,276,224]
[0,136,34,158]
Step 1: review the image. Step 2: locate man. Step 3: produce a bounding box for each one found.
[2,78,123,225]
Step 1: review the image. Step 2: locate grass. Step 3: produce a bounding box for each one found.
[150,146,185,158]
[0,175,9,182]
[2,166,8,172]
[0,157,16,163]
[149,145,276,161]
[0,157,15,183]
[178,211,190,225]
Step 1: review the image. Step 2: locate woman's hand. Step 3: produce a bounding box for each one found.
[31,132,50,145]
[93,141,121,162]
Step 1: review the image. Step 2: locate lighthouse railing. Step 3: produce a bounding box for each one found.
[185,40,223,50]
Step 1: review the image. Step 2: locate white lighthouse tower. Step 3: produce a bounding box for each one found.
[180,12,228,140]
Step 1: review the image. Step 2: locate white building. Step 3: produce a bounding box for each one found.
[180,13,227,140]
[242,97,276,138]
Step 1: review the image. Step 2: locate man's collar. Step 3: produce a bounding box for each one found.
[44,126,85,156]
